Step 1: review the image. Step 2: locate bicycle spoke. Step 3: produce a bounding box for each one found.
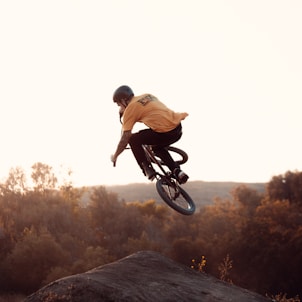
[157,180,195,215]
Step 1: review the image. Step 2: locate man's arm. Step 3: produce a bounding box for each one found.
[111,130,132,166]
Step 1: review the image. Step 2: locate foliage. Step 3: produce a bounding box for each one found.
[218,254,233,283]
[191,255,206,272]
[0,294,25,302]
[268,293,301,302]
[0,165,301,300]
[267,170,302,206]
[31,162,58,192]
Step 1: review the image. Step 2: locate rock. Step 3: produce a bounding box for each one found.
[24,251,271,302]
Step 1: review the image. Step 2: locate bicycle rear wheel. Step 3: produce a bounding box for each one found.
[149,146,188,166]
[156,178,195,215]
[166,146,188,165]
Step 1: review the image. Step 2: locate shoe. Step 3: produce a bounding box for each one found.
[174,168,189,184]
[141,162,156,180]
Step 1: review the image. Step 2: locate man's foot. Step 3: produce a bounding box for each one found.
[142,162,156,181]
[174,168,189,184]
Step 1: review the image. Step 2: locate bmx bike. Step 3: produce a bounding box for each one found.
[142,145,196,215]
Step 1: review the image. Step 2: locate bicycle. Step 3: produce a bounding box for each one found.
[141,144,196,215]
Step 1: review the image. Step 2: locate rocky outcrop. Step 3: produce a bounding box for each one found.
[25,251,271,302]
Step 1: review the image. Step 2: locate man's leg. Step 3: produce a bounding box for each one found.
[129,125,188,183]
[152,147,180,172]
[129,127,180,168]
[129,129,157,179]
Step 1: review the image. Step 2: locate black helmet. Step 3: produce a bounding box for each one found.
[113,85,134,103]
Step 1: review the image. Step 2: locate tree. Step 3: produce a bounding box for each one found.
[31,162,57,192]
[71,246,114,274]
[232,185,263,214]
[267,171,302,206]
[0,167,27,194]
[3,226,68,293]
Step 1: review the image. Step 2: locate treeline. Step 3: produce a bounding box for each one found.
[0,163,301,299]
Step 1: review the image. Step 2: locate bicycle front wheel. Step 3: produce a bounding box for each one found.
[156,178,195,215]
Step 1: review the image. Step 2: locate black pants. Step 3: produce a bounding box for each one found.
[129,123,183,173]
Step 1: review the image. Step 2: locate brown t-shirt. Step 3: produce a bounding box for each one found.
[122,94,188,133]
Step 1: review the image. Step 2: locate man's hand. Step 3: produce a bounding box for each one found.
[111,154,117,167]
[111,131,132,168]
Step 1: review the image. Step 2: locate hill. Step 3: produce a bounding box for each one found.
[24,251,271,302]
[105,181,266,208]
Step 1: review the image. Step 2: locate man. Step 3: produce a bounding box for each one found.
[111,85,189,184]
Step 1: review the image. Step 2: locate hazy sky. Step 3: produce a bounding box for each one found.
[1,0,301,186]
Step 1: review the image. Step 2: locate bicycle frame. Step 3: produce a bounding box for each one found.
[142,144,178,186]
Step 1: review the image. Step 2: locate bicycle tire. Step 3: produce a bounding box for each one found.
[156,178,195,215]
[151,146,188,166]
[166,146,188,165]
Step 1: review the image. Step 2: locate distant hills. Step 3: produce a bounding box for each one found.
[105,181,266,208]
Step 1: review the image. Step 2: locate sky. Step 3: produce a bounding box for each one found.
[1,0,301,187]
